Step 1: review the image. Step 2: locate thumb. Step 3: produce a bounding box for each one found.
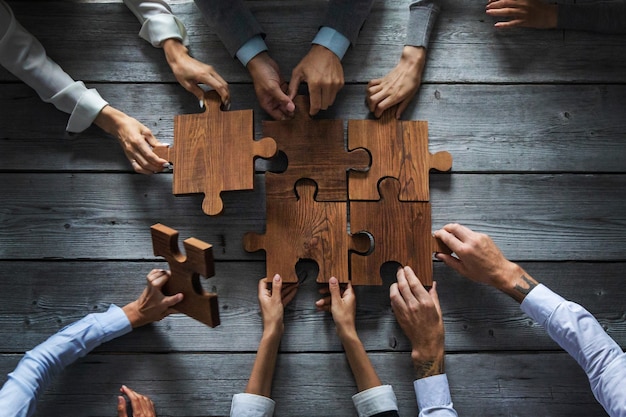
[328,276,341,302]
[271,274,282,299]
[117,396,128,417]
[162,292,184,308]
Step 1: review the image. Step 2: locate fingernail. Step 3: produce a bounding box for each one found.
[199,99,204,109]
[273,274,280,282]
[225,100,231,110]
[163,162,172,169]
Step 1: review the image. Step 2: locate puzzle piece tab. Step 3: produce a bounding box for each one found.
[349,178,447,286]
[262,96,370,202]
[155,91,277,216]
[348,112,452,202]
[243,175,370,283]
[151,223,219,327]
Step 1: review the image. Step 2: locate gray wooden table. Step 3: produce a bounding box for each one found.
[1,1,624,416]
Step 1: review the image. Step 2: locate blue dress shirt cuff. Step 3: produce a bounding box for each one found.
[352,385,398,417]
[520,284,564,326]
[230,392,275,417]
[312,26,350,60]
[414,374,457,415]
[236,35,269,67]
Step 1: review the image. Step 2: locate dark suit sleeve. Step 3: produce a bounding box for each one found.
[322,0,376,45]
[193,0,265,57]
[557,1,626,34]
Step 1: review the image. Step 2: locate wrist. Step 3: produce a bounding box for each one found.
[93,105,125,136]
[500,263,539,303]
[122,301,143,328]
[162,38,188,65]
[411,351,444,379]
[400,46,426,72]
[336,325,359,344]
[262,322,284,340]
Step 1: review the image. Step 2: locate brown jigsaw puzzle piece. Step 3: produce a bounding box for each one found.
[348,111,452,202]
[154,91,277,216]
[262,95,370,202]
[243,174,370,283]
[151,223,219,327]
[349,178,449,286]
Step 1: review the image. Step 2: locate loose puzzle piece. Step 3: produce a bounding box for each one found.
[154,91,277,216]
[262,95,370,202]
[348,111,452,202]
[243,175,370,283]
[151,223,220,327]
[349,178,449,286]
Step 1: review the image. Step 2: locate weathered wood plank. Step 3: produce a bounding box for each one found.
[0,173,624,260]
[0,352,607,416]
[2,84,625,173]
[0,261,623,353]
[2,1,626,84]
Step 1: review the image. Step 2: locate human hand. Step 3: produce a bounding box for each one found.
[94,106,169,174]
[315,277,356,339]
[434,223,538,302]
[117,385,155,417]
[258,274,298,337]
[288,45,344,116]
[366,46,426,119]
[486,0,558,29]
[162,39,230,107]
[122,269,184,328]
[247,52,295,120]
[390,266,444,379]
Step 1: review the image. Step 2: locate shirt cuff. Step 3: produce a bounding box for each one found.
[62,85,109,133]
[94,305,133,343]
[520,284,564,327]
[312,26,350,60]
[236,35,268,67]
[230,392,275,417]
[138,14,188,47]
[352,385,398,417]
[414,374,453,411]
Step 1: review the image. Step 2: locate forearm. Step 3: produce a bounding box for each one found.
[339,330,382,392]
[245,328,283,398]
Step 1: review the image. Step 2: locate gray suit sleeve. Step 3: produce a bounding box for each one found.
[322,0,376,45]
[406,0,440,49]
[193,0,265,57]
[557,1,626,34]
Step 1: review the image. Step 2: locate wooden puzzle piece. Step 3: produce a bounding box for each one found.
[348,111,452,202]
[349,178,449,286]
[154,91,277,216]
[262,95,370,202]
[151,223,219,327]
[243,175,370,283]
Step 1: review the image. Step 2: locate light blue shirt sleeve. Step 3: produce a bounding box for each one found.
[413,374,458,416]
[230,392,275,417]
[0,305,132,417]
[235,35,269,67]
[521,284,626,417]
[352,384,398,417]
[312,26,350,60]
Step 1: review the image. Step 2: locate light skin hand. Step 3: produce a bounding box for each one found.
[162,39,230,107]
[486,0,558,29]
[316,277,356,339]
[366,46,426,119]
[122,269,184,328]
[390,266,445,379]
[434,223,539,303]
[94,106,168,174]
[117,385,155,417]
[288,44,344,116]
[247,52,295,120]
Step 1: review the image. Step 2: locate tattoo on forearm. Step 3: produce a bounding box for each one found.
[414,359,444,379]
[512,274,537,302]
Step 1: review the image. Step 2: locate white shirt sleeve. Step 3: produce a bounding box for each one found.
[230,392,275,417]
[351,384,398,417]
[123,0,189,47]
[521,284,626,417]
[413,374,458,416]
[0,305,132,417]
[0,0,108,133]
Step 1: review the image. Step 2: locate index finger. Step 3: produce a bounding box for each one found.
[402,266,430,300]
[308,86,322,116]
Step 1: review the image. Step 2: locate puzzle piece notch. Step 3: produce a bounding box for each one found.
[349,177,445,286]
[151,223,220,327]
[243,176,370,284]
[348,111,452,202]
[262,96,370,202]
[155,91,277,216]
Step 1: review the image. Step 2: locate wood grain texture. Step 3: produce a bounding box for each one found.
[262,95,370,201]
[151,223,219,327]
[348,114,452,202]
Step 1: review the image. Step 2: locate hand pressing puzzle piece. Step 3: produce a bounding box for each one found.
[262,95,370,202]
[348,111,452,202]
[154,91,277,216]
[349,178,450,286]
[151,223,220,327]
[243,175,370,283]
